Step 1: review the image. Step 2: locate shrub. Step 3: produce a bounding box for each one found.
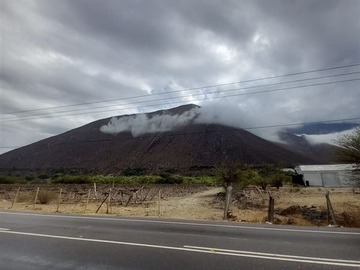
[25,174,36,181]
[17,191,33,203]
[0,175,26,184]
[38,173,49,180]
[50,175,92,184]
[157,173,184,184]
[270,176,283,189]
[182,176,216,185]
[215,162,243,188]
[258,165,290,189]
[254,176,270,190]
[37,190,57,204]
[215,163,267,190]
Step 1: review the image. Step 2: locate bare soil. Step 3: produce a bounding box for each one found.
[1,185,359,227]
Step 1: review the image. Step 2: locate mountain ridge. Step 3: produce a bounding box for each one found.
[0,104,332,173]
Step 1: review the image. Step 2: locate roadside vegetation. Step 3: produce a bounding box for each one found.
[215,163,291,191]
[0,172,215,185]
[0,164,291,188]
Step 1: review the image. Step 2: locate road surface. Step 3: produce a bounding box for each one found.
[0,211,359,269]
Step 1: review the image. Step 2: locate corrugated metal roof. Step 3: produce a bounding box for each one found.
[296,164,356,172]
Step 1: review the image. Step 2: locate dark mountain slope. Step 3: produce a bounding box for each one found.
[0,105,318,173]
[277,132,339,164]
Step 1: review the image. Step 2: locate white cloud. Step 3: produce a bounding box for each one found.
[302,129,358,146]
[100,108,200,136]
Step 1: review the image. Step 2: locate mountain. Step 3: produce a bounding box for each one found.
[277,122,359,163]
[0,105,320,174]
[277,132,339,164]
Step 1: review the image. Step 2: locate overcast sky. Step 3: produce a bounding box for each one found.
[1,0,360,154]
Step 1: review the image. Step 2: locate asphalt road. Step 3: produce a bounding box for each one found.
[0,211,359,270]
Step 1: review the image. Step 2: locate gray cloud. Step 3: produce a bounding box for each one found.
[1,0,359,154]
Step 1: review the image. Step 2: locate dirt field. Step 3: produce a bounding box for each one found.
[0,184,359,227]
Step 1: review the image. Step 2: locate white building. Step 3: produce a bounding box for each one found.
[294,164,356,187]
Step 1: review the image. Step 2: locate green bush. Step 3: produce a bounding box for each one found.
[89,175,160,184]
[254,176,270,190]
[157,173,184,184]
[50,175,92,184]
[258,165,290,189]
[0,175,26,184]
[25,173,36,181]
[182,176,216,185]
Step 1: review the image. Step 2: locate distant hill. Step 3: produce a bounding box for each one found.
[0,105,322,174]
[277,132,339,164]
[277,122,359,164]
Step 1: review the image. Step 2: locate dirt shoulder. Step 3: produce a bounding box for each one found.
[0,185,359,227]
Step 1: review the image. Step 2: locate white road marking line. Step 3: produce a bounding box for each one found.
[0,228,10,231]
[0,230,359,267]
[184,245,360,264]
[1,211,359,235]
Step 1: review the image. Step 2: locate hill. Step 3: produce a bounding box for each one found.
[0,105,319,174]
[277,131,339,164]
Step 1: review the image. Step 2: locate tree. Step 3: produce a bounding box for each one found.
[336,127,360,185]
[258,165,290,190]
[215,162,244,188]
[214,162,249,220]
[215,163,260,189]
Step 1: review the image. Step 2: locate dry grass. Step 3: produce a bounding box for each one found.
[0,185,359,227]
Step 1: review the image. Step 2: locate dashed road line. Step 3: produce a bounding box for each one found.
[0,230,359,267]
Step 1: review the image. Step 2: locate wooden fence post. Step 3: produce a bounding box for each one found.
[125,192,134,207]
[142,188,152,203]
[84,189,91,214]
[158,189,161,216]
[56,188,62,212]
[106,188,112,214]
[94,183,98,199]
[96,193,109,213]
[33,187,40,210]
[268,192,275,223]
[10,187,20,209]
[325,191,337,226]
[223,184,233,220]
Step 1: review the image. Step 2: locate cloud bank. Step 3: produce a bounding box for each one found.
[100,108,200,136]
[100,102,282,141]
[1,0,359,153]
